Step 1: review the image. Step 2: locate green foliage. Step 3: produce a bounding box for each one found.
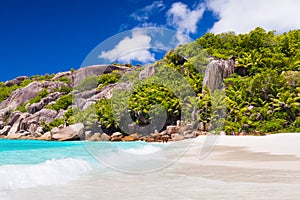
[46,94,73,111]
[29,89,49,104]
[95,99,119,133]
[0,83,20,103]
[76,75,99,91]
[30,73,55,81]
[0,73,55,104]
[128,83,181,127]
[41,118,65,132]
[56,85,73,94]
[31,27,300,135]
[97,70,121,90]
[16,103,27,113]
[58,76,71,85]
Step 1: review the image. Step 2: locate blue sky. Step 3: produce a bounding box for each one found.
[1,0,300,81]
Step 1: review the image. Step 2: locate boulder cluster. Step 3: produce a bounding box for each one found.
[0,64,209,142]
[0,119,204,142]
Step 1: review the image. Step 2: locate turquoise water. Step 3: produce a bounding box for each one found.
[0,139,162,165]
[0,139,165,192]
[0,139,84,165]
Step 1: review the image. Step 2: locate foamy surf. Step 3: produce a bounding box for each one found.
[0,158,92,192]
[123,144,162,155]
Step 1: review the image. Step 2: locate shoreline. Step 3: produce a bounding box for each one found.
[0,131,298,142]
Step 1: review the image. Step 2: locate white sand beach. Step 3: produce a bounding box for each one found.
[3,133,300,200]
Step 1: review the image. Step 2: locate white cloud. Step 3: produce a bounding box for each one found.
[131,1,166,22]
[99,30,155,63]
[206,0,300,33]
[166,2,206,35]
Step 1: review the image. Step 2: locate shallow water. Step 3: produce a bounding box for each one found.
[1,136,300,200]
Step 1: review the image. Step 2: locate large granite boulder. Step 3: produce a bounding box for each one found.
[101,133,111,141]
[203,57,235,92]
[0,81,68,111]
[123,134,139,142]
[28,92,63,114]
[88,133,102,141]
[52,71,72,81]
[5,76,28,87]
[74,65,130,86]
[74,82,132,110]
[0,125,11,136]
[139,65,155,80]
[51,123,84,141]
[7,112,30,136]
[22,109,58,131]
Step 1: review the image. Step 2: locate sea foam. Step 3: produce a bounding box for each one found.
[0,158,91,192]
[123,144,162,155]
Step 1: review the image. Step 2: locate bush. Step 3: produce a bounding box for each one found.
[58,77,71,85]
[76,75,99,91]
[56,85,73,94]
[41,118,65,132]
[29,89,49,104]
[46,94,73,111]
[97,71,121,90]
[16,103,27,113]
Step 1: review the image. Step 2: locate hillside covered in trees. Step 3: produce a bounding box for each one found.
[0,27,299,141]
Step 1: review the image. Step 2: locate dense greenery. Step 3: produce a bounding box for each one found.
[197,27,300,134]
[97,70,121,90]
[0,79,33,103]
[45,94,73,111]
[5,27,300,135]
[87,27,300,135]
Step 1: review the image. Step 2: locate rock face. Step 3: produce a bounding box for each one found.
[74,65,130,86]
[28,92,62,114]
[0,64,202,142]
[51,123,84,141]
[203,57,235,92]
[74,82,133,110]
[0,81,68,111]
[7,111,30,136]
[139,65,155,80]
[0,125,11,136]
[5,76,28,87]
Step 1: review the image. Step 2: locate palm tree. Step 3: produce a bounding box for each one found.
[270,91,300,121]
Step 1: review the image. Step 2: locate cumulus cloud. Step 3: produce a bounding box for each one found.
[166,2,205,35]
[206,0,300,33]
[99,30,155,63]
[131,1,166,22]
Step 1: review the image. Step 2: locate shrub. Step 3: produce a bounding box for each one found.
[97,70,121,90]
[28,89,49,104]
[16,103,27,113]
[46,94,73,111]
[76,75,99,91]
[58,76,71,85]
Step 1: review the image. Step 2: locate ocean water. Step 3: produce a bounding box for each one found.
[1,137,300,200]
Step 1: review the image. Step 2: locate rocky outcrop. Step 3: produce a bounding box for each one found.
[52,71,72,81]
[0,81,68,112]
[51,123,84,141]
[16,109,58,133]
[139,65,155,80]
[28,92,63,114]
[74,65,130,86]
[7,112,30,136]
[74,82,133,110]
[0,64,203,142]
[203,57,235,92]
[5,76,28,87]
[0,125,11,136]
